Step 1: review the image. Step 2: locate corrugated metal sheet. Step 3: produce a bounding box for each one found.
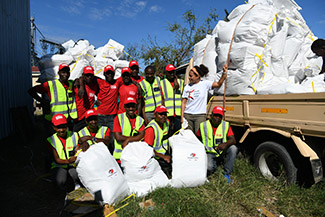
[0,0,32,139]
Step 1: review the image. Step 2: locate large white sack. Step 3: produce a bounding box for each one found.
[193,35,213,66]
[62,40,76,51]
[65,40,92,61]
[114,60,129,79]
[69,57,90,81]
[169,129,207,188]
[38,65,59,83]
[38,54,74,70]
[300,75,325,93]
[93,57,115,79]
[76,142,129,205]
[97,39,125,60]
[121,142,169,196]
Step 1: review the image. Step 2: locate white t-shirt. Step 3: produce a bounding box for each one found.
[182,80,213,114]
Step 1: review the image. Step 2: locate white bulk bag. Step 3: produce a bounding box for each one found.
[76,142,129,205]
[97,39,125,60]
[39,54,74,70]
[169,129,207,188]
[121,142,169,196]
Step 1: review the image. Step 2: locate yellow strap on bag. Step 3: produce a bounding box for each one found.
[105,194,136,217]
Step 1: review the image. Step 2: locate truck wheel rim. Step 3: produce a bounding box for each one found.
[259,151,286,181]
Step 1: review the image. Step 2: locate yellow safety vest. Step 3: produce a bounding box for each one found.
[47,131,78,169]
[78,126,109,145]
[200,120,229,157]
[139,77,162,112]
[160,78,184,116]
[113,113,144,160]
[146,120,169,155]
[45,80,78,121]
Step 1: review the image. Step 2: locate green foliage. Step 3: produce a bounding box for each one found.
[115,156,325,217]
[126,9,218,73]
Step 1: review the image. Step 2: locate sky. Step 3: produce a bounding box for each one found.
[30,0,325,57]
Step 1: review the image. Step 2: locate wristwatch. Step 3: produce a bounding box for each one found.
[92,137,97,143]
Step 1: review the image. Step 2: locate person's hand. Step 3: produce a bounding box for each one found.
[41,100,51,114]
[144,117,149,125]
[162,155,171,163]
[68,156,77,163]
[180,116,183,124]
[216,143,227,151]
[122,138,130,149]
[222,64,228,73]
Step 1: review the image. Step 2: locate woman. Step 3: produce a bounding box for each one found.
[181,64,227,133]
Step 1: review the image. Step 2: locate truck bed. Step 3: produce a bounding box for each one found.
[207,92,325,138]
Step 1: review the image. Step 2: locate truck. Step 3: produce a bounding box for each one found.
[205,92,325,185]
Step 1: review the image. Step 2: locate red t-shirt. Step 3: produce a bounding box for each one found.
[34,81,70,101]
[118,84,138,114]
[97,78,123,115]
[196,123,234,138]
[113,115,145,133]
[87,126,111,137]
[131,76,144,83]
[74,82,99,120]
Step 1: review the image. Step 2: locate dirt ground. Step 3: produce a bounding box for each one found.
[0,116,103,217]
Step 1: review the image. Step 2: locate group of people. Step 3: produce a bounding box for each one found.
[29,60,238,192]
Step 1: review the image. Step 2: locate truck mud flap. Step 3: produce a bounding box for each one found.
[311,159,323,184]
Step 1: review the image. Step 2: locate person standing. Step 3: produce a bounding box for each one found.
[161,64,184,134]
[96,65,123,145]
[311,39,325,75]
[47,114,80,191]
[181,64,227,133]
[78,109,111,147]
[129,60,144,83]
[118,67,141,114]
[196,106,237,183]
[139,65,163,124]
[73,66,99,132]
[144,105,171,176]
[28,63,78,132]
[113,97,145,163]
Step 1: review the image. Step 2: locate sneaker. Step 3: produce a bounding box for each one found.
[224,174,233,184]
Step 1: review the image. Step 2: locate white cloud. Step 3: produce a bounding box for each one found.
[118,0,147,18]
[318,20,325,24]
[60,0,86,15]
[149,5,162,13]
[88,7,112,21]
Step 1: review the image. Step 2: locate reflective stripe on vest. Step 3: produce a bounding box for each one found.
[45,80,78,121]
[113,113,144,159]
[200,120,229,157]
[78,126,108,145]
[161,78,184,116]
[145,120,169,155]
[139,77,162,112]
[47,131,78,168]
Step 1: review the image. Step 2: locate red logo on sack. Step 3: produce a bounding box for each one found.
[109,169,114,174]
[190,153,196,157]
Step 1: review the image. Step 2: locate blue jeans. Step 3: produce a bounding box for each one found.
[98,114,116,153]
[207,145,238,175]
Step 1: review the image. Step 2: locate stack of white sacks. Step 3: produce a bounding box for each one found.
[38,39,129,83]
[193,0,325,95]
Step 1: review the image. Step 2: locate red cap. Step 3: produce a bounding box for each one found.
[154,105,168,113]
[121,67,131,74]
[85,109,98,119]
[125,97,137,105]
[129,60,139,68]
[165,64,175,72]
[83,66,94,74]
[104,65,115,73]
[59,63,70,71]
[52,114,67,126]
[212,106,224,116]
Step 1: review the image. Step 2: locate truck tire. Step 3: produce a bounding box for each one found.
[254,141,297,184]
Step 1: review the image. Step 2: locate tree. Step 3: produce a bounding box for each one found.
[126,9,218,73]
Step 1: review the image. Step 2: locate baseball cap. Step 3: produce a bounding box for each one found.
[52,114,67,126]
[212,106,224,116]
[129,60,139,68]
[104,65,115,73]
[125,97,137,105]
[154,105,168,113]
[85,109,98,119]
[121,67,131,75]
[83,66,94,75]
[165,64,175,72]
[59,63,70,71]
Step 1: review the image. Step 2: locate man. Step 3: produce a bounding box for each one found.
[144,105,171,175]
[139,65,163,124]
[96,65,123,145]
[196,106,237,183]
[311,38,325,75]
[161,64,184,134]
[28,63,77,132]
[113,97,145,163]
[47,114,80,191]
[129,60,144,83]
[118,67,141,114]
[78,109,110,147]
[74,66,99,132]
